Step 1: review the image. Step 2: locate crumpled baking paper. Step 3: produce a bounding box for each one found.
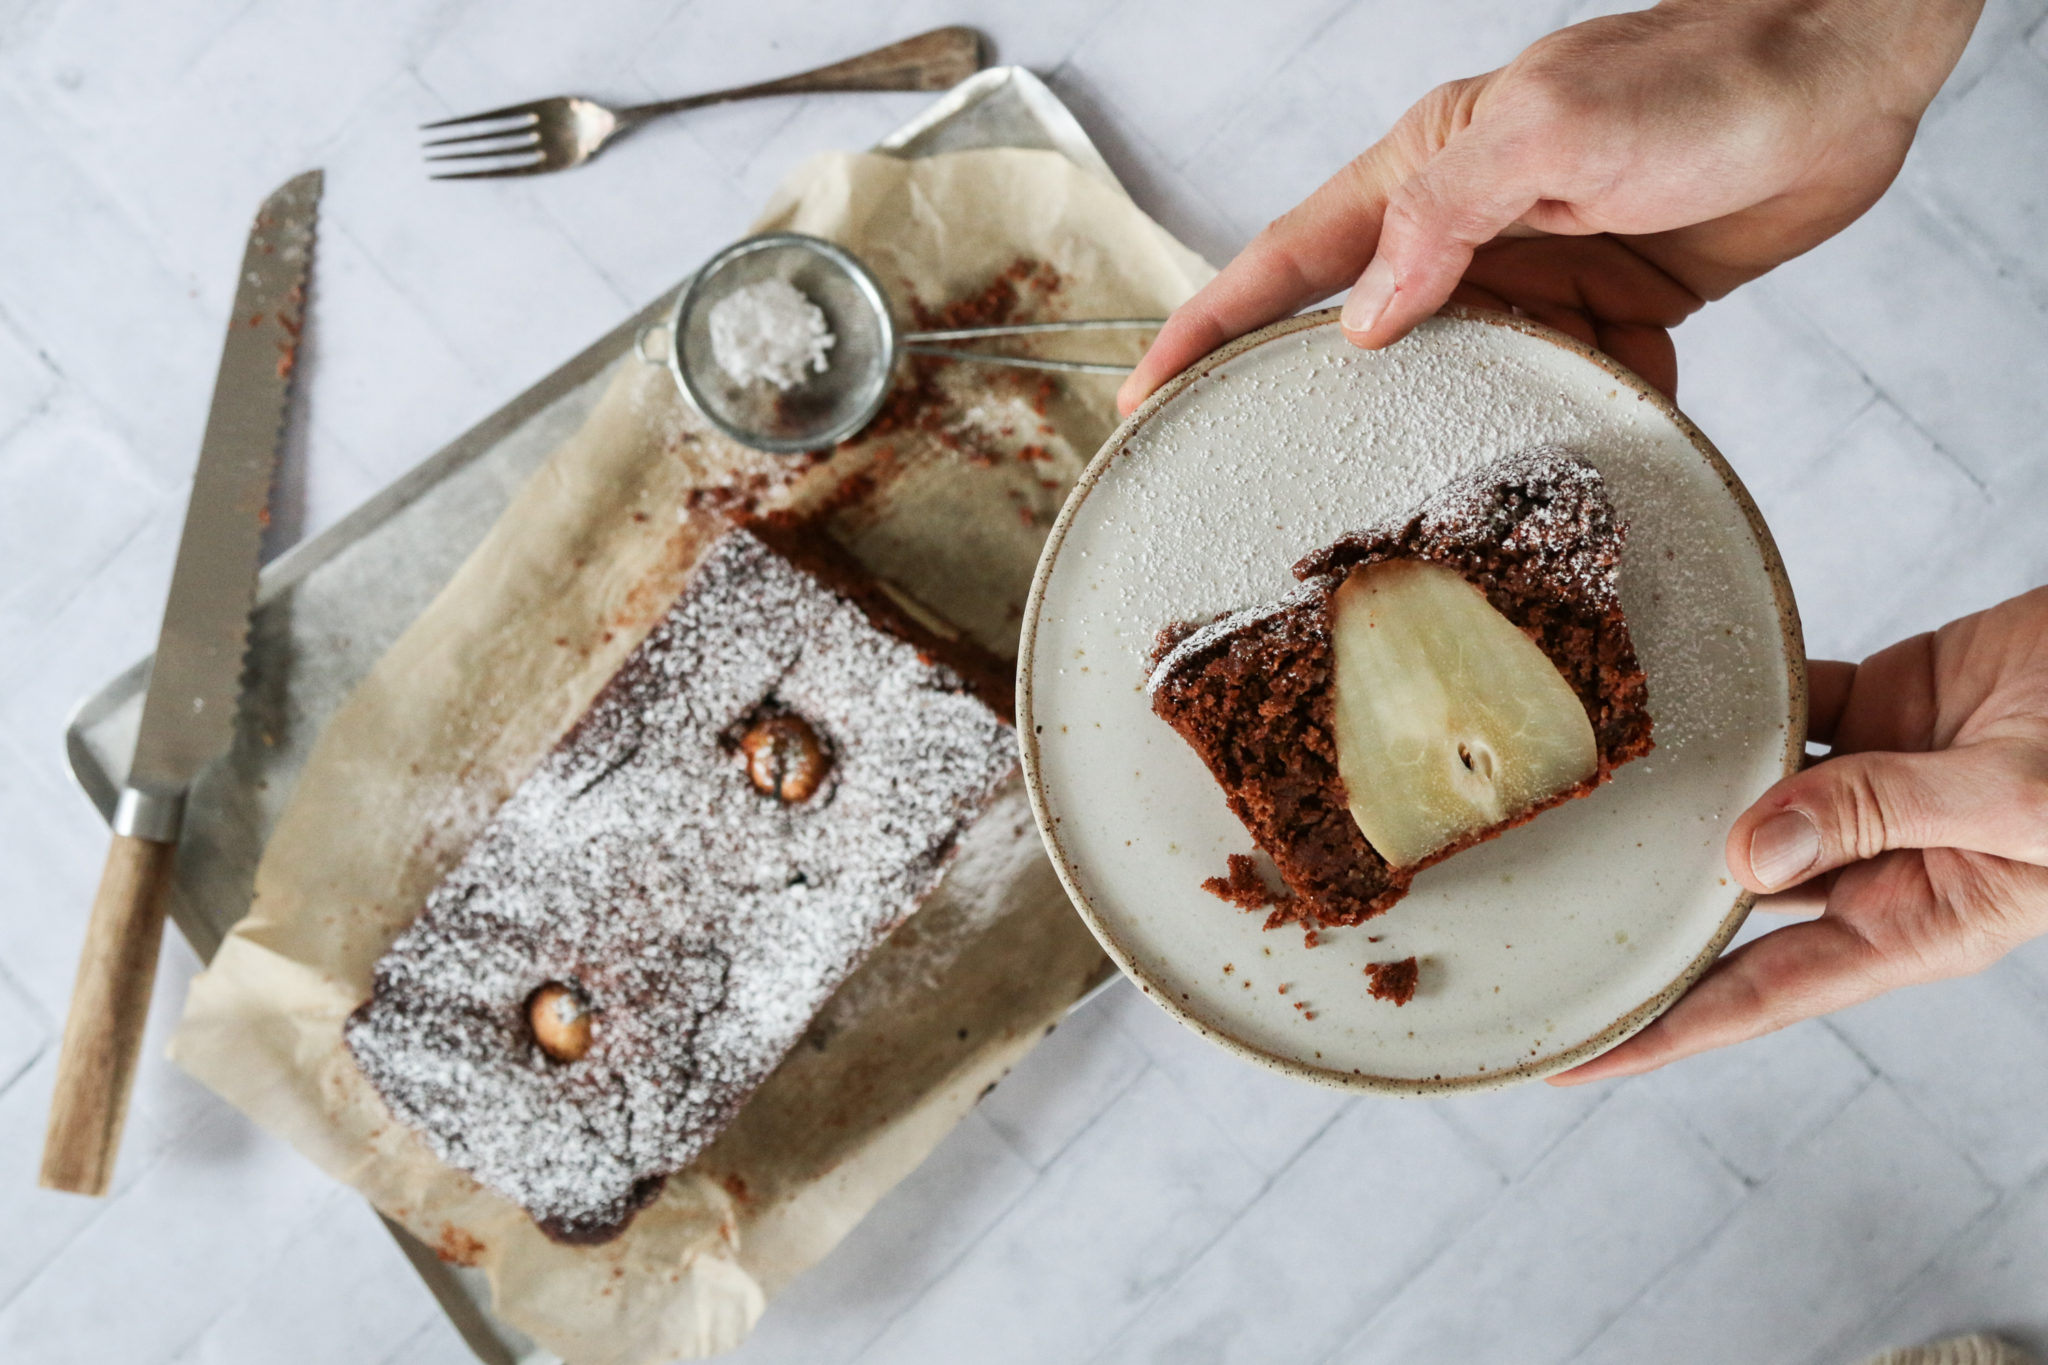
[170,146,1211,1364]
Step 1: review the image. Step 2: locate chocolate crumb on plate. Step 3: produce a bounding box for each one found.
[1365,958,1420,1006]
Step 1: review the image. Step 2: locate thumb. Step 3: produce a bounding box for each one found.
[1340,123,1547,347]
[1727,745,2048,895]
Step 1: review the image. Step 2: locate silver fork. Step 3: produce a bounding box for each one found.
[422,26,985,181]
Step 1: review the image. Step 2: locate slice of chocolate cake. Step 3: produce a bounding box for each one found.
[1147,447,1652,928]
[345,523,1018,1243]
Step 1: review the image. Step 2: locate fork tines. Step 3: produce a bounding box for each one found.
[419,103,547,180]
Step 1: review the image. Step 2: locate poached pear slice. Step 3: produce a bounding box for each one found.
[1328,559,1597,869]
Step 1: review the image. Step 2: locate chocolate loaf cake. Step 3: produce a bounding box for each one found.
[1147,448,1652,928]
[345,523,1018,1243]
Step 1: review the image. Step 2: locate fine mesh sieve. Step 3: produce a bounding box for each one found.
[646,232,1165,453]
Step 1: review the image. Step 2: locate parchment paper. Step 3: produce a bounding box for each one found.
[170,147,1212,1365]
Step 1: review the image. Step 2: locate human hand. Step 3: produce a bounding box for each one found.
[1555,586,2048,1085]
[1118,0,1983,414]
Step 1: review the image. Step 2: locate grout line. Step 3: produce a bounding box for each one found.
[1753,240,1989,497]
[1640,1079,1764,1192]
[322,215,496,395]
[1539,1094,1755,1363]
[1315,1087,1757,1365]
[166,0,271,80]
[1096,984,1351,1176]
[373,1306,469,1365]
[1037,63,1243,267]
[1803,385,1984,503]
[1879,1065,2007,1194]
[357,0,500,112]
[1817,1016,2025,1196]
[1079,1012,1364,1337]
[1051,1079,1271,1365]
[0,297,60,384]
[161,1296,242,1365]
[1815,1016,1887,1087]
[1760,267,2011,490]
[1996,948,2048,1016]
[0,951,55,1087]
[516,146,725,310]
[1306,1121,1509,1365]
[1882,394,1994,496]
[0,1088,186,1324]
[1151,0,1357,178]
[838,1057,1158,1365]
[986,1011,1151,1174]
[1564,1067,1885,1362]
[1900,142,2048,292]
[823,1116,1041,1365]
[1798,1171,2036,1365]
[0,84,221,342]
[0,494,176,704]
[1435,1082,1618,1184]
[1898,165,2048,329]
[156,1183,380,1364]
[1043,0,1137,76]
[1078,1086,1365,1365]
[0,389,56,453]
[525,203,637,315]
[0,1045,47,1107]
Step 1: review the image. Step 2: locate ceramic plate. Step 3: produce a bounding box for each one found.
[1020,307,1805,1092]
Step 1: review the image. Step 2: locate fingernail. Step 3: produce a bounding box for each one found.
[1341,256,1397,334]
[1750,809,1821,890]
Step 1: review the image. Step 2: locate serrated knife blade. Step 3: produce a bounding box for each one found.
[126,168,320,818]
[42,170,320,1198]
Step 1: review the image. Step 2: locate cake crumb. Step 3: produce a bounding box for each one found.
[1202,853,1280,911]
[1200,854,1328,947]
[1365,958,1419,1006]
[434,1224,486,1267]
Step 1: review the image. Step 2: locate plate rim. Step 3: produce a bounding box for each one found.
[1018,303,1809,1094]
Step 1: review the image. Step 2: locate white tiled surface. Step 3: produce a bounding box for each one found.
[3,1,2047,1361]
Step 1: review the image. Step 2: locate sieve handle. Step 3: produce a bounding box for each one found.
[635,322,670,365]
[902,318,1166,343]
[901,345,1132,376]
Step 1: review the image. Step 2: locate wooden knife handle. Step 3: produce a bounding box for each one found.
[40,833,176,1196]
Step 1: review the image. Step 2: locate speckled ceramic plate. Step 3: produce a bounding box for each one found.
[1019,306,1805,1092]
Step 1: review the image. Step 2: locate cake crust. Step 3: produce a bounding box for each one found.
[345,524,1018,1242]
[1148,448,1653,927]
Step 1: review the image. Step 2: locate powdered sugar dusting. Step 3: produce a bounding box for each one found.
[709,278,835,390]
[1144,577,1332,694]
[1351,444,1624,610]
[1145,446,1626,693]
[345,528,1017,1241]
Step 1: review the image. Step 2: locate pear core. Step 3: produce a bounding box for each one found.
[1328,559,1598,869]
